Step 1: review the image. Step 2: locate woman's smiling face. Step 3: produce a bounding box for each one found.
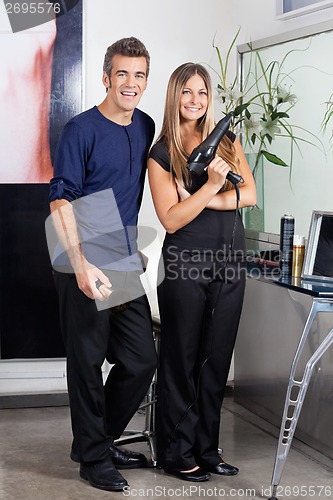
[179,73,208,123]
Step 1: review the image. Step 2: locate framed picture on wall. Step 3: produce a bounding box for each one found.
[0,0,83,359]
[276,0,333,19]
[1,0,83,183]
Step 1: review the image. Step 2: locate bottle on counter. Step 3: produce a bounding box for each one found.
[279,214,295,276]
[292,235,305,277]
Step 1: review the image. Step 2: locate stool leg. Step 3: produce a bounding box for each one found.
[114,320,160,467]
[145,377,158,466]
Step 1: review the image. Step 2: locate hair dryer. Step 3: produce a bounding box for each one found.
[187,112,244,192]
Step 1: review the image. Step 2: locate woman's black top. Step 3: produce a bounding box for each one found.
[149,132,245,253]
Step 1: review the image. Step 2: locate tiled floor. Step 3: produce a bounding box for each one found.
[0,397,332,499]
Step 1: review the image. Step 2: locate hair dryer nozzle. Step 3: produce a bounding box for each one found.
[187,111,234,175]
[215,111,234,134]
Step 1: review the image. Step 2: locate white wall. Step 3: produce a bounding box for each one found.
[222,0,333,43]
[3,0,333,394]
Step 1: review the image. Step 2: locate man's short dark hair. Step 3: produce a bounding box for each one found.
[103,37,150,78]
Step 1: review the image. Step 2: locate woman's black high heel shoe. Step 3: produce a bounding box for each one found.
[164,467,211,482]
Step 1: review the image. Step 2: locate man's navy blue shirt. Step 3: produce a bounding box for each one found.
[49,105,155,228]
[48,105,155,271]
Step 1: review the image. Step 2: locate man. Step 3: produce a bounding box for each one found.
[48,37,157,492]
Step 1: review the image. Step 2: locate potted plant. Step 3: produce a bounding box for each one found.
[209,28,324,229]
[210,28,322,176]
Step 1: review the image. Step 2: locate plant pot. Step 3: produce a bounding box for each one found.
[243,153,264,231]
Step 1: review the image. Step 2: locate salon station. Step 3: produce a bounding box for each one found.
[1,2,333,499]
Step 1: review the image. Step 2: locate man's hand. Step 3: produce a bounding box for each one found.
[75,263,112,301]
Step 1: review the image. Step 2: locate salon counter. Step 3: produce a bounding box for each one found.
[234,264,333,459]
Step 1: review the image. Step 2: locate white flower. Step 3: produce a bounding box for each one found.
[217,84,244,106]
[276,85,297,105]
[239,116,260,137]
[260,115,281,139]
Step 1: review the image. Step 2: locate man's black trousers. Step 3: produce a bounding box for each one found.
[54,271,157,463]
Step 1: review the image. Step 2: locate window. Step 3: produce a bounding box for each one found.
[276,0,333,19]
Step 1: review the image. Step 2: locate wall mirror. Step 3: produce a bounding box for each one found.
[302,210,333,282]
[238,20,333,237]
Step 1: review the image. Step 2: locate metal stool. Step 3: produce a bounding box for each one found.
[114,315,160,466]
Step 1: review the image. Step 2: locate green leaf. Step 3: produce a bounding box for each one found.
[233,117,243,128]
[262,150,288,166]
[234,103,250,116]
[275,112,290,119]
[251,133,256,145]
[245,108,251,120]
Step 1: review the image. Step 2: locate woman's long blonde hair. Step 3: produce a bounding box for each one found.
[157,62,240,191]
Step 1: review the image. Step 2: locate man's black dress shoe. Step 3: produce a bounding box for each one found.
[203,461,239,476]
[80,456,128,492]
[164,467,211,482]
[72,444,147,469]
[109,443,147,469]
[70,449,79,463]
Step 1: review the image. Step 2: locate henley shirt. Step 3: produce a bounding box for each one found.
[48,105,155,272]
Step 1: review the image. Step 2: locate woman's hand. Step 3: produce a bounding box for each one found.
[206,137,257,210]
[206,156,231,192]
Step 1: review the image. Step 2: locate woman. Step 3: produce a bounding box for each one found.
[148,63,256,482]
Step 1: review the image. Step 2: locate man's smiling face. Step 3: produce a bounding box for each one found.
[104,54,148,114]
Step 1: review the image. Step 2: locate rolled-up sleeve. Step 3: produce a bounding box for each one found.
[49,121,87,203]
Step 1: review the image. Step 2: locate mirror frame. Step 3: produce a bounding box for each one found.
[237,19,333,243]
[302,210,333,283]
[237,19,333,57]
